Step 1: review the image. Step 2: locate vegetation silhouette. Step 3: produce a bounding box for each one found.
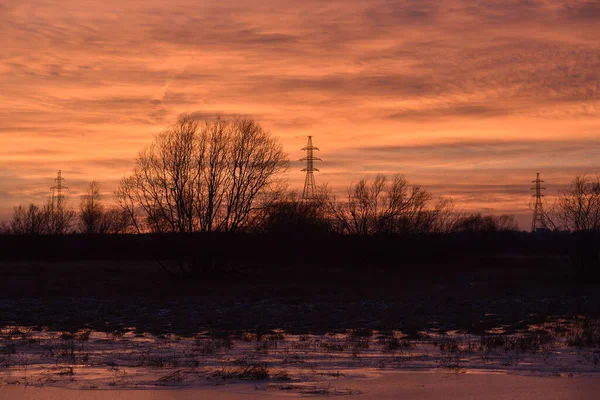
[1,116,599,281]
[79,181,131,234]
[114,116,288,235]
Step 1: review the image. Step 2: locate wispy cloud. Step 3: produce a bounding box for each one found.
[1,0,599,228]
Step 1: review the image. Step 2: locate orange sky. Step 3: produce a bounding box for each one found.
[1,0,599,229]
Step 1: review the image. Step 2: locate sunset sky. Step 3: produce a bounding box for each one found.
[1,0,599,229]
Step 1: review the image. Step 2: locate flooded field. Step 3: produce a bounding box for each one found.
[2,261,600,397]
[1,319,599,394]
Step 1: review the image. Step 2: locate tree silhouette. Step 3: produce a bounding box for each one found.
[115,116,288,234]
[450,213,518,233]
[10,204,49,235]
[80,181,105,234]
[322,174,455,235]
[80,181,133,234]
[548,174,600,232]
[9,200,75,235]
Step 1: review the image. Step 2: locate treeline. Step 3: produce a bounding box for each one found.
[1,116,599,236]
[0,181,520,236]
[0,182,132,235]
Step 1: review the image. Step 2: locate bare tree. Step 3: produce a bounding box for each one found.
[114,176,144,234]
[256,190,331,234]
[80,181,135,234]
[115,116,288,234]
[548,174,600,232]
[417,196,459,233]
[45,199,76,235]
[450,213,518,233]
[105,208,136,234]
[79,181,106,233]
[9,200,75,235]
[322,174,455,235]
[10,204,50,235]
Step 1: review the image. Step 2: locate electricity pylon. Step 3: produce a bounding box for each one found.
[531,172,547,232]
[300,136,321,201]
[50,170,68,209]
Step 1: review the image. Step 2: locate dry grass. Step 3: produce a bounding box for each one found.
[213,364,270,380]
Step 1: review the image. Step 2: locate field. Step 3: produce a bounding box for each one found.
[1,233,600,396]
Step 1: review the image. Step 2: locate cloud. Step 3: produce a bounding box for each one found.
[565,1,600,20]
[1,0,599,230]
[180,111,249,121]
[386,104,515,121]
[354,139,600,159]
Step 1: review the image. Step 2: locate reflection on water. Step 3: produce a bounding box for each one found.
[0,386,255,400]
[1,321,600,392]
[0,386,242,400]
[2,372,600,400]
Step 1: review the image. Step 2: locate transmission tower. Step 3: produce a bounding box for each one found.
[50,170,68,209]
[531,172,546,232]
[300,136,321,201]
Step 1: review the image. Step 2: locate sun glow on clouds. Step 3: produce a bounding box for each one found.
[1,0,599,228]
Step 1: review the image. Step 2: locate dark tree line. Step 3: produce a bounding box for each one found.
[270,181,517,236]
[0,181,132,235]
[3,200,76,235]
